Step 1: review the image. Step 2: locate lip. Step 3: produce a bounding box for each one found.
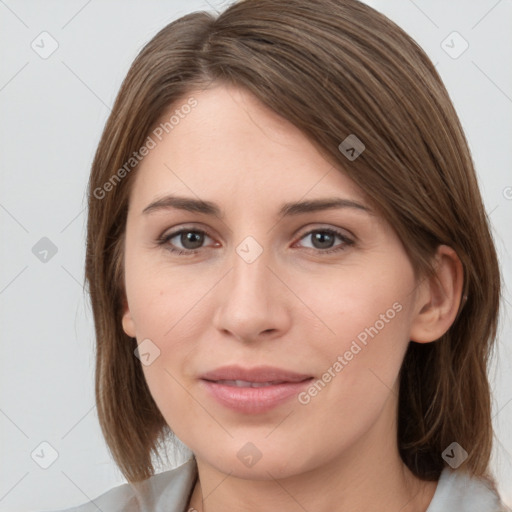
[199,365,314,414]
[201,365,312,383]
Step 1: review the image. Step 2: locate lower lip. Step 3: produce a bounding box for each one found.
[200,379,313,414]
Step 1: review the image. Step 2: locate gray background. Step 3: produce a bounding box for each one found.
[0,0,511,510]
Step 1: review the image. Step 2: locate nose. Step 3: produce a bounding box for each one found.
[212,245,292,343]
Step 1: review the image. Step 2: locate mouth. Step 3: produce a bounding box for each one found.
[210,379,295,387]
[199,365,314,414]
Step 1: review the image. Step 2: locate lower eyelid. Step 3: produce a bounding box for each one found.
[160,228,353,254]
[295,229,353,248]
[163,229,214,249]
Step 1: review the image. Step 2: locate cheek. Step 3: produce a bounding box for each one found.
[291,274,413,456]
[294,260,413,345]
[296,262,414,401]
[124,259,217,423]
[125,250,213,340]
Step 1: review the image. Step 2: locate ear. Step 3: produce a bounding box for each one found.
[409,245,464,343]
[121,296,137,338]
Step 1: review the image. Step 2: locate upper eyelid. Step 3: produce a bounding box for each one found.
[162,225,215,241]
[295,228,354,248]
[161,225,354,247]
[161,223,353,237]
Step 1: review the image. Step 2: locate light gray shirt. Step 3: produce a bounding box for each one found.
[44,458,509,512]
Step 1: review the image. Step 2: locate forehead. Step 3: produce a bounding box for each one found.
[128,84,368,213]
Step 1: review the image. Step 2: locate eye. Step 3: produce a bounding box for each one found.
[295,228,354,253]
[157,226,354,256]
[157,228,216,255]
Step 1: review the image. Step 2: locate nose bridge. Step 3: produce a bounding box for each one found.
[227,239,273,308]
[212,234,289,340]
[224,215,273,294]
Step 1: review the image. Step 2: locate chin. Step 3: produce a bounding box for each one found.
[193,437,323,481]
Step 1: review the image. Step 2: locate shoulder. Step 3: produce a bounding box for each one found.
[41,458,198,512]
[427,467,510,512]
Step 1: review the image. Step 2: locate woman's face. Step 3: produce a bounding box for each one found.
[122,83,423,479]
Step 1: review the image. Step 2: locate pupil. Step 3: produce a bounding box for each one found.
[313,232,334,249]
[182,231,203,249]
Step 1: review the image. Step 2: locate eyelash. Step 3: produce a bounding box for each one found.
[156,227,354,256]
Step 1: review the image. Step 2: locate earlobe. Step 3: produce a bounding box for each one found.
[409,245,464,343]
[121,297,136,338]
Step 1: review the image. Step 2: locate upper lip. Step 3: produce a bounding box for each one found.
[200,365,313,383]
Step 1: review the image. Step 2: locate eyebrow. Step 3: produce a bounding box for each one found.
[142,195,371,218]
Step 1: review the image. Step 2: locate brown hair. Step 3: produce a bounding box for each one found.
[85,0,501,484]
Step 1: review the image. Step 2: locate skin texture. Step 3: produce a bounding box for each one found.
[121,84,463,512]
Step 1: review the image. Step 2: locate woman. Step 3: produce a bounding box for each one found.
[49,0,509,510]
